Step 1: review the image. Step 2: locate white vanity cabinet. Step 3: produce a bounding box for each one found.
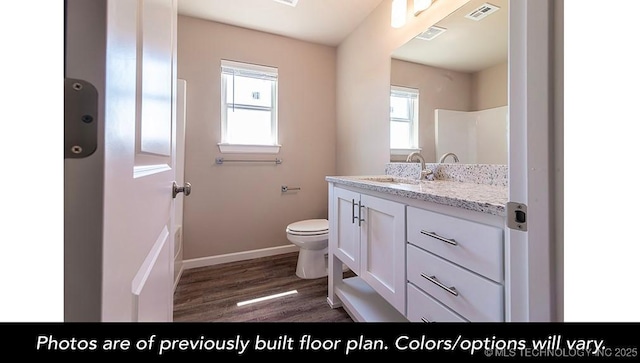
[329,186,406,318]
[327,180,507,323]
[406,206,505,322]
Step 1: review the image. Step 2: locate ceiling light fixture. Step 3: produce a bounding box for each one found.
[413,0,433,16]
[391,0,407,28]
[273,0,298,7]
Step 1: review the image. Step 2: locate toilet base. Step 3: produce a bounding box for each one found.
[295,248,328,279]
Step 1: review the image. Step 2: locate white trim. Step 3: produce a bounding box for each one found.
[390,85,419,96]
[217,143,281,154]
[391,147,422,155]
[131,226,171,322]
[221,59,278,76]
[506,0,554,322]
[133,164,171,178]
[173,264,184,292]
[173,223,183,293]
[132,226,170,296]
[523,0,553,322]
[183,245,299,270]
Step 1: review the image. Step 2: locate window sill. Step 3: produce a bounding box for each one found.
[218,143,281,154]
[391,147,422,156]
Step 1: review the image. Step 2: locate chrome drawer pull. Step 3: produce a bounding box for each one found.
[420,317,433,323]
[352,199,357,224]
[420,273,459,296]
[420,230,457,246]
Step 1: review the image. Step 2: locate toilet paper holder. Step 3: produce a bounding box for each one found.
[281,185,301,193]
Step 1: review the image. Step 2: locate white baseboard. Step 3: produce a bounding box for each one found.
[173,263,184,292]
[183,245,299,270]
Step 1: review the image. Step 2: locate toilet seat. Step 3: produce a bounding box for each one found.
[285,218,348,279]
[287,230,328,236]
[286,219,328,236]
[286,219,330,279]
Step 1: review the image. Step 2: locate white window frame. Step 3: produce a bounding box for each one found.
[218,60,280,154]
[390,85,420,155]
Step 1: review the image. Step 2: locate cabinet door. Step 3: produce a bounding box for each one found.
[360,194,406,314]
[331,187,361,274]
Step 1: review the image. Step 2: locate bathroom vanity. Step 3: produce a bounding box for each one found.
[326,164,510,322]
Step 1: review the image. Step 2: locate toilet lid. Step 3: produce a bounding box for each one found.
[286,219,329,234]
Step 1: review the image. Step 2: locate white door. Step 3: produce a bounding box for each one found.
[65,0,180,322]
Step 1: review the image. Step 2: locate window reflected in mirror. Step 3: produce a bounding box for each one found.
[390,86,420,154]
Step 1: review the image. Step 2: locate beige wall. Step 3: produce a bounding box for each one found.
[178,16,336,259]
[390,59,472,163]
[336,0,471,175]
[471,61,508,111]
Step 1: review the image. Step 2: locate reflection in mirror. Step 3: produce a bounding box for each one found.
[390,86,419,152]
[390,0,508,164]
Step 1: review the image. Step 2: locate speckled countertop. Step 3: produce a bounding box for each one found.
[326,175,507,216]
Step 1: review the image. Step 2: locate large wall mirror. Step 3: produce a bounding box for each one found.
[390,0,508,164]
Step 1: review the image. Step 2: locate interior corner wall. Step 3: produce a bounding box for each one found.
[390,59,472,163]
[177,15,337,259]
[470,61,508,111]
[336,0,472,175]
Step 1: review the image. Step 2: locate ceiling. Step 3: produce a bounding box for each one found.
[177,0,386,46]
[392,0,508,73]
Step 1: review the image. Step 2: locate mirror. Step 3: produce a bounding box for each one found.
[390,0,508,164]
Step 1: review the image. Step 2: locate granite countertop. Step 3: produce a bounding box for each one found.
[326,175,508,216]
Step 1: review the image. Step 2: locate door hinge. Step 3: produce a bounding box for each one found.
[65,78,98,158]
[506,202,528,231]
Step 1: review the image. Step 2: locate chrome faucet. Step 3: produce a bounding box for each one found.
[439,152,459,163]
[406,152,433,180]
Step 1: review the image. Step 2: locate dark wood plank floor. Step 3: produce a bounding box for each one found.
[173,252,354,322]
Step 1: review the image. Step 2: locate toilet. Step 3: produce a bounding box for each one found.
[286,219,329,279]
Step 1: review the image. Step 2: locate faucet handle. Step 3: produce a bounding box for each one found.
[420,168,434,180]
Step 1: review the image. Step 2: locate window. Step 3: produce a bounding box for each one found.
[219,60,280,153]
[390,86,419,154]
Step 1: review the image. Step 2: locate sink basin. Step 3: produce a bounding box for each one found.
[357,176,422,185]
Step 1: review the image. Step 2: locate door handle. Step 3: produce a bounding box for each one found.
[173,182,191,198]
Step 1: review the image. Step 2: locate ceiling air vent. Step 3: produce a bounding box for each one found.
[273,0,299,7]
[416,26,447,41]
[464,3,500,21]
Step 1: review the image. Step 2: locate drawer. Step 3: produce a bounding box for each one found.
[407,283,467,323]
[407,206,503,282]
[407,244,503,322]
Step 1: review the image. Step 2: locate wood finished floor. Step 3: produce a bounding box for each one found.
[173,252,355,322]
